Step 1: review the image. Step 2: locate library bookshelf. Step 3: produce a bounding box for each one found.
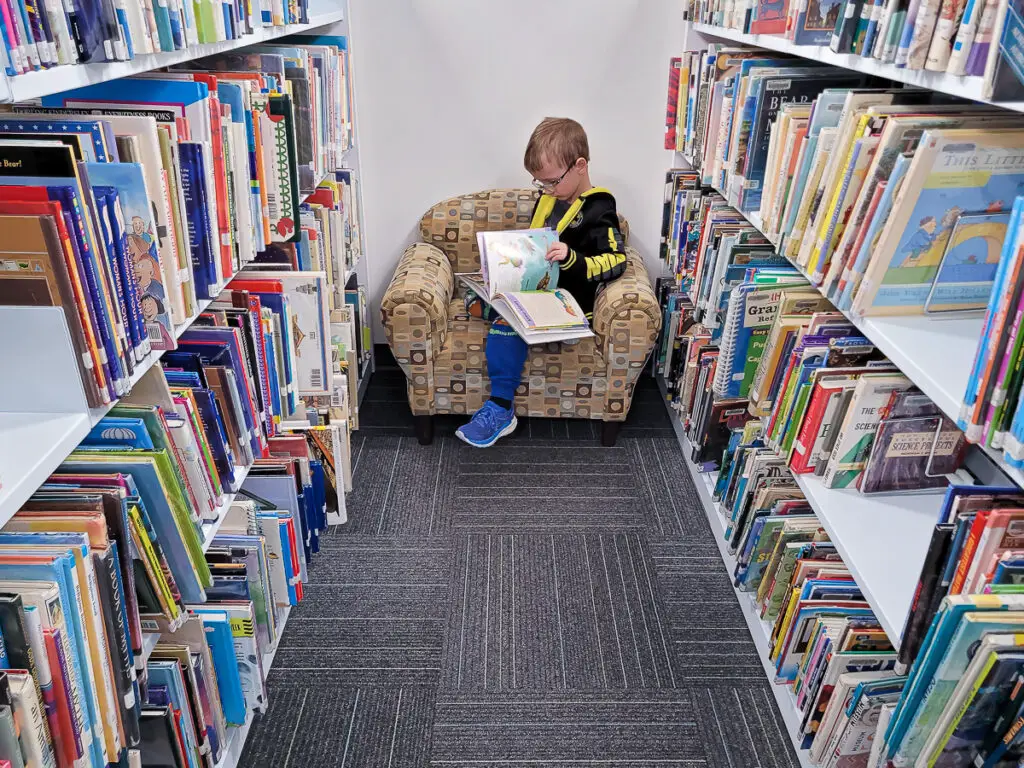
[0,5,370,766]
[659,18,1024,756]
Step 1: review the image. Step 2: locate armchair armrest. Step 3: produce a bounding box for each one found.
[592,248,662,420]
[381,244,455,413]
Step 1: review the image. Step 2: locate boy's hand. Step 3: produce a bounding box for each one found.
[546,242,569,262]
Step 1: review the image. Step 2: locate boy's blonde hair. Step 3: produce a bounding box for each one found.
[524,117,589,173]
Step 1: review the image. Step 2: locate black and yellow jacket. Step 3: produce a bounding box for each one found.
[530,187,627,316]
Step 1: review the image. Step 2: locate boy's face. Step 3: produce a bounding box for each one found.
[531,156,581,201]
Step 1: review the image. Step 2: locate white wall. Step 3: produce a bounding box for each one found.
[348,0,685,337]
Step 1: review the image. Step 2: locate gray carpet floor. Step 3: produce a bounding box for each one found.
[238,358,800,768]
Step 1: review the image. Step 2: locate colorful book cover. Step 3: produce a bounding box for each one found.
[822,374,912,488]
[751,0,792,33]
[84,161,173,349]
[794,0,846,43]
[856,129,1024,316]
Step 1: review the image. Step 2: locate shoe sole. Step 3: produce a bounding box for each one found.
[456,416,518,448]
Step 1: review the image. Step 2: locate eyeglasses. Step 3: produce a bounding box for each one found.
[532,164,574,191]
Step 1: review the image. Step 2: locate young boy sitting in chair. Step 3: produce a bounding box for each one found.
[456,117,629,448]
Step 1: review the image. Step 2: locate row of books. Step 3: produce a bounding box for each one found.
[960,196,1024,472]
[678,0,1024,98]
[658,183,1024,764]
[0,265,353,766]
[0,37,360,413]
[697,412,1024,765]
[704,423,904,766]
[0,0,319,75]
[665,47,1024,319]
[656,186,969,494]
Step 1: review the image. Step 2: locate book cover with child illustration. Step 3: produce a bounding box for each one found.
[854,129,1024,316]
[461,227,592,344]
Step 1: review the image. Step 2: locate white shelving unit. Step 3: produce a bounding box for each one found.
[0,6,363,767]
[0,11,345,103]
[689,22,1024,112]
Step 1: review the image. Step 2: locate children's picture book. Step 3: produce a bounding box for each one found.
[854,129,1024,316]
[459,228,592,345]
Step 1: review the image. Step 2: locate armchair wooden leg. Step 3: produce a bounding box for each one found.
[414,415,434,446]
[601,421,623,447]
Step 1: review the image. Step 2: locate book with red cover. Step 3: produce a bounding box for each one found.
[665,58,682,150]
[750,0,792,34]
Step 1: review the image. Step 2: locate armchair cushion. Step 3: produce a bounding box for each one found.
[420,189,538,273]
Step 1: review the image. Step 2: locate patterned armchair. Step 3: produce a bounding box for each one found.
[380,189,662,446]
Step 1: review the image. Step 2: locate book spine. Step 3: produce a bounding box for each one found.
[925,0,968,68]
[905,0,943,67]
[13,673,57,768]
[55,187,127,397]
[790,384,832,473]
[949,512,988,594]
[965,0,998,73]
[22,607,68,768]
[95,548,139,747]
[42,594,91,766]
[895,525,952,672]
[44,628,82,768]
[946,0,981,71]
[980,0,1010,95]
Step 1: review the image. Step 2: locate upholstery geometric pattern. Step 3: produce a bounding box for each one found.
[382,189,660,424]
[420,189,538,274]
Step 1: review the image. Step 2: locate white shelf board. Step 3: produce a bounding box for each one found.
[3,11,345,103]
[791,473,941,644]
[140,632,160,666]
[675,418,815,768]
[689,22,1024,113]
[0,412,91,524]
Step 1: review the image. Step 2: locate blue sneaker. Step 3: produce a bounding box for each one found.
[456,401,518,448]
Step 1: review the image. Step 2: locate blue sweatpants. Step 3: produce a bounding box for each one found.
[486,319,529,402]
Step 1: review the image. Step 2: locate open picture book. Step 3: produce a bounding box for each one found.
[458,228,594,345]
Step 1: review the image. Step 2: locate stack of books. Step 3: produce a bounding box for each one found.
[0,38,361,412]
[0,0,328,75]
[677,0,1024,100]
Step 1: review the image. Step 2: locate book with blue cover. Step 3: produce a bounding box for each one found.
[84,161,173,349]
[713,277,807,398]
[184,609,246,725]
[739,70,866,213]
